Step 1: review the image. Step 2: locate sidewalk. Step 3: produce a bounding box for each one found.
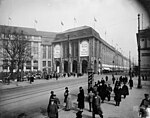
[1,75,150,118]
[28,77,150,118]
[0,75,87,90]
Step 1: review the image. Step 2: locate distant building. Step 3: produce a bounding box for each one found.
[0,25,56,73]
[0,25,129,74]
[137,28,150,78]
[52,26,129,74]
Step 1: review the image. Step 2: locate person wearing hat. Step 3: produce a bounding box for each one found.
[47,98,58,118]
[77,87,85,111]
[139,94,150,117]
[53,94,60,118]
[140,94,150,108]
[64,87,69,107]
[106,83,112,101]
[49,91,55,103]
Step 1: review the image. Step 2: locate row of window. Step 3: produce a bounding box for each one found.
[3,60,51,70]
[42,45,52,59]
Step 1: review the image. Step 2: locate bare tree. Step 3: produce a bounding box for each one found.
[0,27,31,81]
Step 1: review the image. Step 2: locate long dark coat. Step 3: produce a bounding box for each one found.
[122,84,129,96]
[47,103,58,118]
[100,84,107,100]
[129,79,133,88]
[77,90,85,109]
[64,90,69,103]
[92,95,103,115]
[114,86,122,102]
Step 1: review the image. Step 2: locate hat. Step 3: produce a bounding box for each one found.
[65,87,68,89]
[144,94,149,97]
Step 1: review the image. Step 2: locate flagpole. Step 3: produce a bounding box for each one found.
[93,17,97,29]
[8,17,11,26]
[34,19,38,29]
[74,18,75,28]
[61,21,64,32]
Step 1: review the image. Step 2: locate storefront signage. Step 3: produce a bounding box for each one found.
[80,41,89,56]
[54,44,61,58]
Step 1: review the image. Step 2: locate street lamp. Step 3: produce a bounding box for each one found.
[137,14,142,88]
[112,60,114,73]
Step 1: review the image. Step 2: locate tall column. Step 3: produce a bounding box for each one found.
[31,42,33,71]
[80,61,82,73]
[60,42,63,73]
[77,40,80,73]
[31,60,33,71]
[70,60,72,73]
[38,41,41,71]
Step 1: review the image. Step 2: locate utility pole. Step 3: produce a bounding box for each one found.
[129,51,132,79]
[137,14,142,88]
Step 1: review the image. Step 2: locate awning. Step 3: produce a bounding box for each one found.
[102,67,112,71]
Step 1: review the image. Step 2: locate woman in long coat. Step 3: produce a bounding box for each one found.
[47,99,58,118]
[121,83,129,98]
[65,92,72,110]
[129,78,133,89]
[77,87,85,111]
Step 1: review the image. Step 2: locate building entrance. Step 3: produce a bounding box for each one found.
[73,60,77,73]
[82,60,88,74]
[94,60,97,74]
[64,61,69,73]
[56,61,60,73]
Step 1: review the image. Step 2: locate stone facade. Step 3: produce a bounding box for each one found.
[0,25,129,74]
[137,28,150,78]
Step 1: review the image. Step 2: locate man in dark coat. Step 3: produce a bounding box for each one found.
[53,94,60,118]
[100,82,107,103]
[105,76,108,81]
[88,90,94,112]
[49,91,55,103]
[47,99,58,118]
[114,85,122,106]
[121,83,129,98]
[77,87,85,111]
[128,78,133,89]
[106,84,112,101]
[92,92,103,118]
[112,75,115,84]
[139,94,150,117]
[64,87,69,107]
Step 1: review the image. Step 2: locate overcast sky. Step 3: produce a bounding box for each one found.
[0,0,149,64]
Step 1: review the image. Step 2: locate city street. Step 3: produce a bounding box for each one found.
[0,0,150,118]
[0,74,150,118]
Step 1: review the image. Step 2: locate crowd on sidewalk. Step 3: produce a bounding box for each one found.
[45,75,150,118]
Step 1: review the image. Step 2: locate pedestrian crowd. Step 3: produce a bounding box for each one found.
[46,75,135,118]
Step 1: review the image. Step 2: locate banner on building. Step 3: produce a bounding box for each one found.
[80,40,89,56]
[54,44,61,58]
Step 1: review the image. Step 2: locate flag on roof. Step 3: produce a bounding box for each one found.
[94,17,97,22]
[74,17,77,22]
[35,20,38,24]
[8,17,11,20]
[61,21,64,26]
